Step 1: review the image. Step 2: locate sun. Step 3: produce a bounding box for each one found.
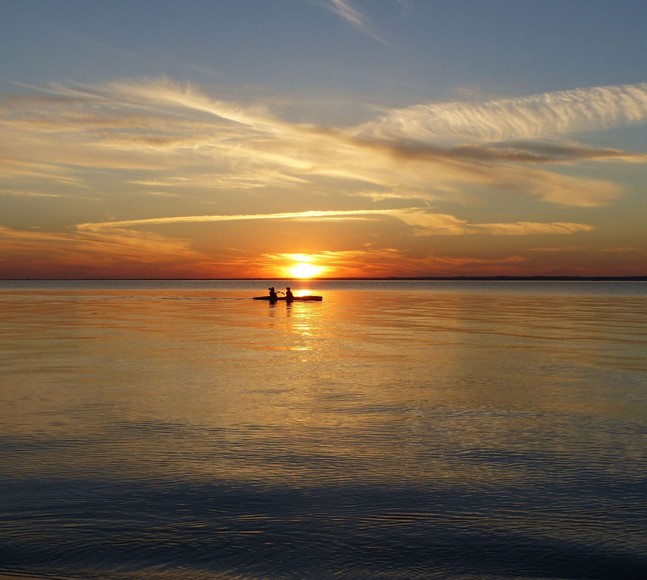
[288,262,325,279]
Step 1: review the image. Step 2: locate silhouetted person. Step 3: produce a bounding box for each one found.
[285,287,294,302]
[268,287,278,301]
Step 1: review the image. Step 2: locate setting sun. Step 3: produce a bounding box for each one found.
[288,262,325,279]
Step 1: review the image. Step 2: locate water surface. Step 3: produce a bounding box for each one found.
[1,281,646,579]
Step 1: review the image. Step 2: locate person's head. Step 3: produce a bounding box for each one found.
[286,287,291,291]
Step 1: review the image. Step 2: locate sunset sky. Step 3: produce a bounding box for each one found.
[2,0,646,279]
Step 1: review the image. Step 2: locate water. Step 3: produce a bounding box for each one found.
[1,280,646,579]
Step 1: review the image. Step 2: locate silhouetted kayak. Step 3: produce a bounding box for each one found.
[253,295,323,301]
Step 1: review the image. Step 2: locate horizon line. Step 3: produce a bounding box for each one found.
[2,276,646,282]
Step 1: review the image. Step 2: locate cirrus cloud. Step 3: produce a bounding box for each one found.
[3,78,644,211]
[354,82,647,144]
[77,207,593,238]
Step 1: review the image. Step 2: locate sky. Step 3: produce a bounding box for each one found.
[1,0,646,279]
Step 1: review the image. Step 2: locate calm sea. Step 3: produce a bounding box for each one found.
[1,280,646,579]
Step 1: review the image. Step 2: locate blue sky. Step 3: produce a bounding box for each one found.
[4,1,645,96]
[1,0,646,278]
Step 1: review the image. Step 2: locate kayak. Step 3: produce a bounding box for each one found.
[253,295,323,301]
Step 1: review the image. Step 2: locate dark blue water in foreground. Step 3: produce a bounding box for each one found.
[1,280,646,579]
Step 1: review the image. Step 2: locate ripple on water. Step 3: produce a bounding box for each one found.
[2,475,647,579]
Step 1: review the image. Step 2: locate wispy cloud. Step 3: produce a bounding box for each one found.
[77,207,593,237]
[1,188,62,198]
[0,225,210,279]
[76,209,380,231]
[383,208,594,236]
[0,157,88,186]
[3,78,643,212]
[325,0,388,44]
[354,83,647,143]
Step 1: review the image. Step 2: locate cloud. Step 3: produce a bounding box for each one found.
[468,221,593,236]
[358,138,647,164]
[599,246,644,253]
[1,78,644,219]
[3,75,645,278]
[77,207,593,238]
[505,168,622,207]
[1,188,62,198]
[76,209,382,231]
[324,0,387,44]
[354,82,647,144]
[0,225,211,278]
[0,157,87,186]
[381,208,594,236]
[2,78,334,187]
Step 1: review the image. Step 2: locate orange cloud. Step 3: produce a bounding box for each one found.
[0,225,210,279]
[77,207,593,238]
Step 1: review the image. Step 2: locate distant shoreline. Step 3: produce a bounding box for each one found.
[2,276,646,282]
